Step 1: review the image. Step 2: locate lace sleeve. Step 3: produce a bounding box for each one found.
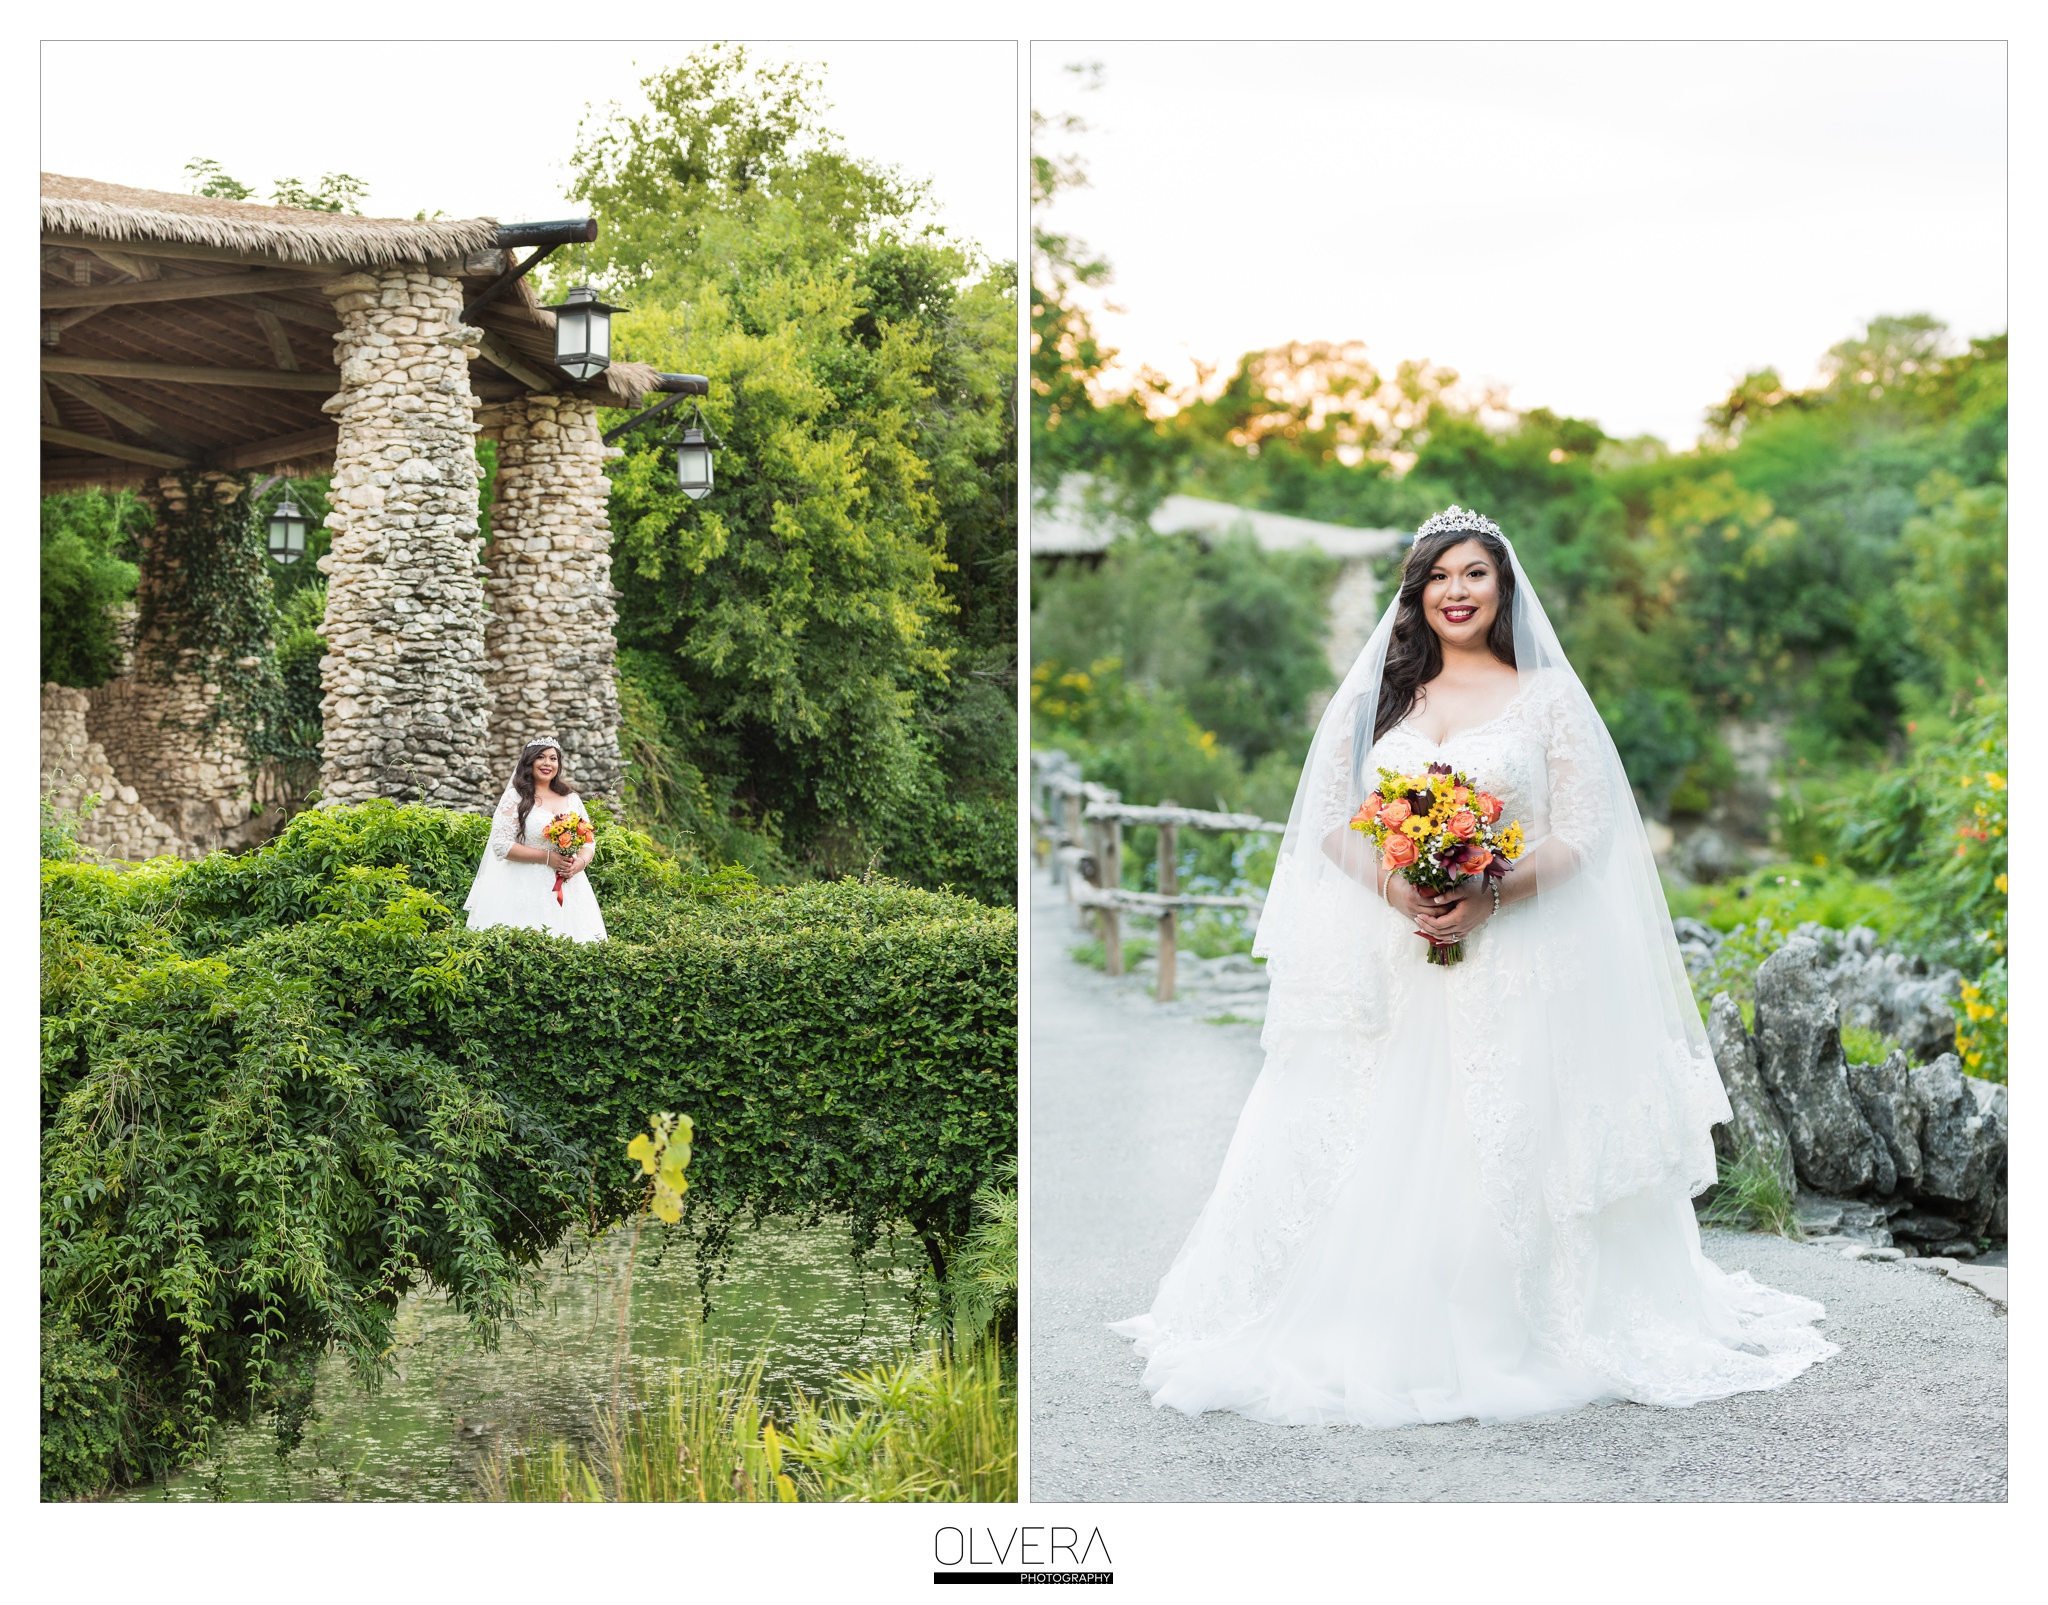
[487,791,521,861]
[1541,679,1614,867]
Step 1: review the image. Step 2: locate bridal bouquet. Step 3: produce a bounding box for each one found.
[1350,761,1525,966]
[541,812,595,906]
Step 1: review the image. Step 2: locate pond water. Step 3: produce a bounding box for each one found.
[116,1217,921,1502]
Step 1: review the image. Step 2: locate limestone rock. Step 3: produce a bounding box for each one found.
[1785,921,1962,1062]
[1752,938,1884,1195]
[1705,993,1796,1196]
[1909,1055,2005,1233]
[1846,1049,1923,1195]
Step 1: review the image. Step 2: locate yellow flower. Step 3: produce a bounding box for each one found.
[1995,873,2009,895]
[1402,816,1431,840]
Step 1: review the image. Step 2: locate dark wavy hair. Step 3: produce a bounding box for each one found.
[1371,524,1518,745]
[512,743,573,842]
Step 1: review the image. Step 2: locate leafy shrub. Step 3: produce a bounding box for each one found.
[41,489,143,688]
[41,795,97,863]
[942,1157,1018,1346]
[1955,958,2007,1084]
[41,1317,131,1500]
[41,802,1016,1495]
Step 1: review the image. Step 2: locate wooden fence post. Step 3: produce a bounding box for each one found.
[1061,792,1083,888]
[1101,817,1124,975]
[1156,811,1178,1003]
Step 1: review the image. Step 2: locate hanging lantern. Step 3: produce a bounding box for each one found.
[543,285,628,382]
[676,414,716,501]
[267,494,309,565]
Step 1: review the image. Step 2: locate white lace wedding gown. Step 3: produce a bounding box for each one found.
[1112,673,1836,1427]
[463,791,607,943]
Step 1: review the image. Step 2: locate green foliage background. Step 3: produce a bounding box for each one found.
[41,802,1015,1499]
[561,45,1017,901]
[1031,95,2006,1056]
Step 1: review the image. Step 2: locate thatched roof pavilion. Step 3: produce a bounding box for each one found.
[40,173,678,488]
[41,173,698,856]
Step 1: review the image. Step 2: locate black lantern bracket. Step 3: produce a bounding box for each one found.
[601,381,717,448]
[459,219,601,325]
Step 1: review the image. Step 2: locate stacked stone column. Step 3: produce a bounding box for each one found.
[316,266,493,809]
[480,394,624,803]
[82,471,256,854]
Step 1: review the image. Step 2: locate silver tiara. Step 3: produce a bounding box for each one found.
[1415,505,1505,543]
[523,735,563,752]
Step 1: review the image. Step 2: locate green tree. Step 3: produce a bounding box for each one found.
[568,45,1015,900]
[40,489,143,687]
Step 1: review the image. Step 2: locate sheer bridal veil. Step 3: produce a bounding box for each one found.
[1251,506,1729,1209]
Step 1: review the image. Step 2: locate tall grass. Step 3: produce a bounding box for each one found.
[783,1340,1016,1502]
[1696,1146,1803,1240]
[478,1332,1016,1503]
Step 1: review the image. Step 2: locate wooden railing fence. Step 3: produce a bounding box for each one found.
[1030,749,1285,1002]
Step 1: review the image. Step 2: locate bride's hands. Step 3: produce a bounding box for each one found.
[1410,881,1490,943]
[1384,875,1488,940]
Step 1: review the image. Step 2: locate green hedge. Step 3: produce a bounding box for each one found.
[41,802,1016,1498]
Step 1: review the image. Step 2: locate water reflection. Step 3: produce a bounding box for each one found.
[118,1217,919,1502]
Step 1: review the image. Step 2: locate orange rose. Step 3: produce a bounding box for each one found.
[1475,792,1503,824]
[1380,798,1412,827]
[1448,809,1478,840]
[1453,843,1493,876]
[1352,793,1382,826]
[1451,784,1470,805]
[1383,834,1419,869]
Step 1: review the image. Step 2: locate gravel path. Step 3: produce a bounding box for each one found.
[1028,872,2008,1502]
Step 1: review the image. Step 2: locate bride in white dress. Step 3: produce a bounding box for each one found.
[1112,507,1835,1427]
[463,736,607,943]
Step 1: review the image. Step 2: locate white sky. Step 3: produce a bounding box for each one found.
[1032,40,2007,449]
[39,39,1017,262]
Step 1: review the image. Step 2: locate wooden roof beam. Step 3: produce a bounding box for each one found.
[243,293,341,333]
[41,425,192,469]
[41,354,338,392]
[253,309,301,371]
[214,424,340,470]
[475,331,555,393]
[43,372,204,456]
[88,247,160,281]
[40,268,337,309]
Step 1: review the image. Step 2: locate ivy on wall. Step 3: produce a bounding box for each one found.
[132,471,324,776]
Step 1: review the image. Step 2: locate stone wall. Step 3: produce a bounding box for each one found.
[316,267,493,809]
[81,473,259,854]
[479,393,624,802]
[42,683,194,861]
